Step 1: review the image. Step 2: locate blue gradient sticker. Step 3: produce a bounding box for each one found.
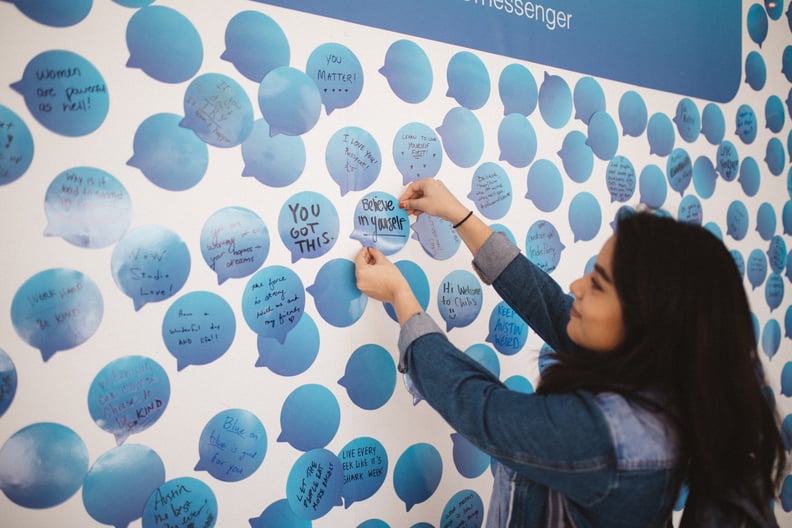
[486,301,528,356]
[464,343,500,378]
[278,191,339,262]
[256,312,319,376]
[11,50,108,136]
[384,260,430,322]
[351,192,409,254]
[339,437,388,508]
[701,103,726,145]
[498,63,537,116]
[222,10,289,82]
[558,130,593,183]
[437,270,483,331]
[768,235,787,273]
[695,158,720,200]
[782,363,792,396]
[787,305,792,339]
[451,433,489,479]
[326,126,381,195]
[716,140,740,182]
[498,113,536,168]
[201,206,269,284]
[735,104,758,145]
[242,265,305,343]
[678,195,703,226]
[738,157,760,197]
[88,355,170,445]
[505,375,534,394]
[468,162,512,220]
[44,166,132,248]
[745,51,767,91]
[537,72,571,129]
[0,422,88,508]
[569,192,602,242]
[757,203,777,241]
[666,149,692,197]
[250,499,311,528]
[784,46,792,82]
[307,42,363,115]
[393,122,442,184]
[258,66,322,136]
[731,250,745,281]
[586,111,618,161]
[0,349,16,417]
[573,77,605,125]
[6,0,91,26]
[195,408,267,482]
[673,98,700,143]
[639,164,667,208]
[308,258,367,328]
[618,90,647,137]
[437,107,484,168]
[441,489,484,528]
[242,118,306,187]
[0,105,34,186]
[766,137,786,176]
[83,444,165,527]
[286,448,344,520]
[647,113,674,157]
[766,95,785,133]
[526,220,565,273]
[126,6,203,83]
[11,268,103,361]
[280,384,340,452]
[411,213,461,260]
[142,477,217,528]
[762,319,781,360]
[182,73,254,147]
[606,156,636,203]
[747,3,769,47]
[379,40,432,104]
[339,344,396,410]
[393,443,442,512]
[129,112,209,191]
[765,273,784,312]
[525,159,563,212]
[446,51,490,110]
[748,249,768,291]
[726,201,750,241]
[111,225,190,310]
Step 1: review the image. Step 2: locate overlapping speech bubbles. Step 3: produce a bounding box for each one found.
[280,384,340,452]
[242,118,306,187]
[259,66,322,136]
[0,349,16,417]
[142,476,217,528]
[468,162,512,220]
[393,443,442,511]
[286,448,344,520]
[12,50,109,136]
[559,130,593,184]
[44,166,132,248]
[200,206,270,284]
[339,436,388,508]
[242,265,305,343]
[525,220,565,273]
[11,267,103,361]
[307,42,364,114]
[222,10,290,82]
[498,63,537,116]
[339,344,396,411]
[256,313,320,376]
[447,51,490,110]
[182,73,254,147]
[437,107,484,168]
[440,489,485,528]
[393,122,442,184]
[437,270,483,331]
[6,0,91,26]
[111,225,191,310]
[380,40,433,104]
[195,408,267,482]
[573,77,605,125]
[351,192,410,255]
[487,301,528,356]
[278,191,339,263]
[0,422,89,508]
[411,213,462,260]
[0,105,34,186]
[308,258,367,328]
[87,355,170,445]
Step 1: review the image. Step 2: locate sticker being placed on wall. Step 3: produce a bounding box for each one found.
[0,422,88,508]
[605,156,636,203]
[647,113,674,157]
[339,436,388,508]
[379,39,432,104]
[538,72,571,129]
[326,126,381,195]
[44,166,132,248]
[242,265,305,343]
[258,66,321,136]
[286,448,344,520]
[195,408,267,482]
[5,0,91,27]
[487,301,528,356]
[11,268,103,361]
[201,206,269,284]
[142,477,217,528]
[82,444,165,527]
[393,122,442,184]
[694,156,718,199]
[250,499,311,528]
[666,148,692,197]
[87,355,170,445]
[393,442,442,512]
[0,105,34,186]
[437,107,483,168]
[384,260,430,322]
[765,273,784,312]
[279,384,340,452]
[129,112,209,191]
[558,130,592,184]
[587,111,618,161]
[308,258,367,327]
[0,349,16,417]
[525,220,565,273]
[747,248,768,291]
[446,51,490,110]
[573,76,605,125]
[306,42,364,115]
[437,270,483,331]
[498,113,536,168]
[726,200,749,242]
[762,319,781,361]
[526,159,563,213]
[278,191,339,262]
[242,118,306,187]
[451,433,489,479]
[11,50,108,136]
[182,73,253,148]
[126,6,202,83]
[256,312,319,375]
[411,213,461,260]
[111,225,191,310]
[441,489,484,528]
[339,344,396,411]
[350,192,409,254]
[499,63,537,116]
[467,162,512,220]
[162,291,236,370]
[222,10,290,83]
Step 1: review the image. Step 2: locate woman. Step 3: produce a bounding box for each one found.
[354,178,786,527]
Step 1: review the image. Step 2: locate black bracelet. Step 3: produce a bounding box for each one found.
[452,210,473,229]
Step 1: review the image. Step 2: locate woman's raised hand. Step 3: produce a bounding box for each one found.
[399,178,470,226]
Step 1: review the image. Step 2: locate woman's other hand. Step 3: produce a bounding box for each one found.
[354,247,422,325]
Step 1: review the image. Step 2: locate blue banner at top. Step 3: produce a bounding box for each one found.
[252,0,742,103]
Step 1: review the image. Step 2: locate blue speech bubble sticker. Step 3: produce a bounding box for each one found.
[129,112,209,191]
[464,343,500,378]
[784,46,792,82]
[111,225,190,310]
[768,235,786,274]
[731,249,745,281]
[440,489,485,528]
[757,203,777,241]
[11,50,108,136]
[0,104,34,186]
[250,499,311,528]
[639,164,668,208]
[498,63,537,116]
[737,156,760,197]
[538,72,572,129]
[569,192,602,242]
[782,475,792,512]
[11,268,103,361]
[242,118,306,187]
[747,248,768,291]
[339,437,388,508]
[195,408,267,482]
[762,319,781,360]
[726,201,750,241]
[498,113,537,168]
[351,192,410,255]
[446,51,490,110]
[339,344,396,411]
[279,384,340,452]
[162,291,236,370]
[505,375,534,394]
[384,260,430,322]
[182,73,254,148]
[766,95,785,133]
[256,312,319,376]
[716,140,740,182]
[258,66,322,137]
[468,162,512,220]
[286,448,344,520]
[747,3,769,47]
[786,305,792,339]
[393,122,442,184]
[278,191,339,263]
[379,40,433,104]
[126,6,202,83]
[411,213,461,260]
[606,156,636,203]
[82,444,165,527]
[451,432,490,479]
[201,206,269,284]
[525,220,565,273]
[486,301,529,356]
[44,166,131,248]
[745,51,767,91]
[241,265,305,343]
[308,258,367,328]
[0,349,17,417]
[666,148,692,197]
[437,107,484,168]
[647,112,675,158]
[782,363,792,396]
[573,77,605,125]
[7,0,91,26]
[526,159,563,213]
[222,10,289,83]
[437,270,482,332]
[587,111,619,161]
[618,90,647,137]
[558,130,593,184]
[0,422,88,508]
[673,98,701,143]
[326,126,381,195]
[701,103,726,145]
[87,355,170,445]
[307,42,364,115]
[766,137,786,177]
[142,477,217,528]
[765,273,784,312]
[393,443,442,512]
[736,104,758,145]
[678,195,703,226]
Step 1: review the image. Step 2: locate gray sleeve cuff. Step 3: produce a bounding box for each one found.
[471,231,521,285]
[397,311,444,373]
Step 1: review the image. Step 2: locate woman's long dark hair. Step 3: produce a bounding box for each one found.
[537,211,786,506]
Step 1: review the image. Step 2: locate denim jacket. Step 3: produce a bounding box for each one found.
[397,232,684,527]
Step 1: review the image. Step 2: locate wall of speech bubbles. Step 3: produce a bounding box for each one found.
[1,0,792,526]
